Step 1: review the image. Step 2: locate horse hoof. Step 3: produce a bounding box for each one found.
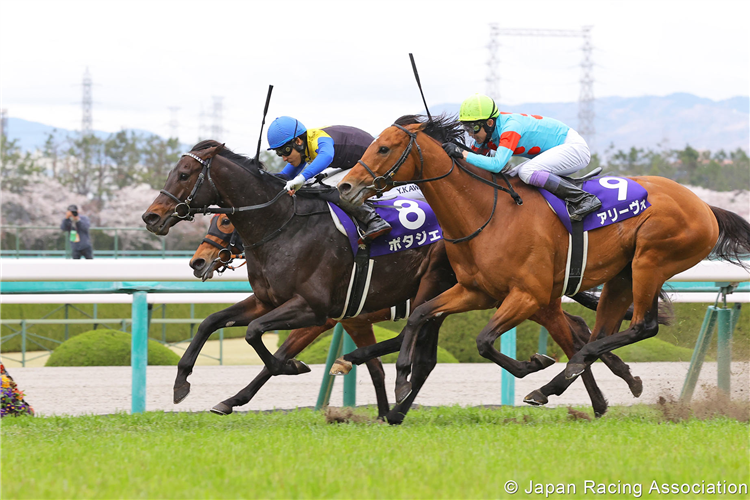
[330,358,353,376]
[565,363,586,379]
[210,402,233,415]
[288,359,311,375]
[395,383,412,405]
[629,376,643,398]
[385,411,406,425]
[173,382,191,404]
[523,390,548,406]
[531,353,556,370]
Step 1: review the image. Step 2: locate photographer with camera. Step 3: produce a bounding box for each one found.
[60,204,93,259]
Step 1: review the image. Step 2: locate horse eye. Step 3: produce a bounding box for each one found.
[221,218,231,226]
[179,172,190,181]
[378,146,389,154]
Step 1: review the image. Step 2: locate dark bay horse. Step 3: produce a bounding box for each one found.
[142,141,457,421]
[183,213,433,417]
[338,115,750,409]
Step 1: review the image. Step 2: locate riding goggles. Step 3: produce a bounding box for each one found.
[274,141,295,157]
[461,121,485,134]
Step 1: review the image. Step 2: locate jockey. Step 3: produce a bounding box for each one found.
[267,116,391,242]
[443,94,602,221]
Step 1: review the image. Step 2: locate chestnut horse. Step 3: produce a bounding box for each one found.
[142,141,458,421]
[338,115,750,408]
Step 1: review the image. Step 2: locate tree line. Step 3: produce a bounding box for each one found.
[2,129,748,199]
[1,130,182,199]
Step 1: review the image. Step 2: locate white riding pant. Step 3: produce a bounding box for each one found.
[505,129,591,184]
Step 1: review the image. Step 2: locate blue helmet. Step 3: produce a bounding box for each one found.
[267,116,307,149]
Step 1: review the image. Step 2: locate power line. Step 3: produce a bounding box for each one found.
[81,67,93,135]
[0,108,7,138]
[486,25,596,146]
[211,96,224,140]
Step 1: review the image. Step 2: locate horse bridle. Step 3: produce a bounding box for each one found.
[201,226,245,277]
[160,152,221,221]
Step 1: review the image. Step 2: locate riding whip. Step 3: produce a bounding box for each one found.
[255,84,274,163]
[408,53,432,122]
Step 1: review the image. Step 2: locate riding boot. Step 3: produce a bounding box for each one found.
[541,173,602,221]
[343,202,392,243]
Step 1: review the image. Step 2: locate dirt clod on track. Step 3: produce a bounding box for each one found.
[657,391,750,423]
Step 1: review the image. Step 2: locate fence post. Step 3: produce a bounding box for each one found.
[21,320,27,367]
[64,304,69,340]
[716,308,732,394]
[15,226,20,258]
[538,327,549,355]
[500,328,516,406]
[680,306,718,402]
[315,324,345,410]
[131,291,148,414]
[114,229,119,259]
[342,330,357,407]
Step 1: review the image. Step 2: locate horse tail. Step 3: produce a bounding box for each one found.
[710,206,750,270]
[570,290,672,325]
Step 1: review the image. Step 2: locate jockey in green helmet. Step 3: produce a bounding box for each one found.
[444,94,601,221]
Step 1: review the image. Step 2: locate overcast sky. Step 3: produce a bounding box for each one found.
[1,0,748,154]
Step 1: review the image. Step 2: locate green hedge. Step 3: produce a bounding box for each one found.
[45,329,179,367]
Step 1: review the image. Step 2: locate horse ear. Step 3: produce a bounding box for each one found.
[202,144,223,159]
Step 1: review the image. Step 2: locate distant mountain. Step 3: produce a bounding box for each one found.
[430,93,749,154]
[4,118,163,152]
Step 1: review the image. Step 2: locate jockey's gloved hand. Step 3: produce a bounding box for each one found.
[442,142,464,160]
[284,174,305,195]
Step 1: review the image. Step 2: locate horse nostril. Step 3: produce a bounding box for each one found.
[190,258,205,270]
[339,182,352,195]
[142,212,161,226]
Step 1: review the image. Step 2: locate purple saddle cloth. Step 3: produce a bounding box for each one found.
[328,197,442,257]
[539,176,650,233]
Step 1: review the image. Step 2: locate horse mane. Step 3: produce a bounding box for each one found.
[394,114,466,146]
[190,140,265,173]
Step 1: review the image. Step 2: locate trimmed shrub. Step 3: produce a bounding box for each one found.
[45,329,179,367]
[294,325,458,364]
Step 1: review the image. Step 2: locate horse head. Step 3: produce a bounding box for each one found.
[190,214,245,281]
[142,141,225,235]
[338,114,463,206]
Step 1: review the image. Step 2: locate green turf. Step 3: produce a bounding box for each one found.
[2,406,748,499]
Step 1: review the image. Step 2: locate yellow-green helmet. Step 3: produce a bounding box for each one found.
[459,94,499,122]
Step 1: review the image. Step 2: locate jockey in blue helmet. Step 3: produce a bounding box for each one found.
[267,116,391,242]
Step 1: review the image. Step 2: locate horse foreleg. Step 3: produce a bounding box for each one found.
[386,316,444,425]
[395,284,494,404]
[211,320,337,414]
[522,305,608,416]
[174,295,271,404]
[474,289,551,377]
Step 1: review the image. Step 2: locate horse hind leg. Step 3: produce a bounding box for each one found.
[344,321,390,419]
